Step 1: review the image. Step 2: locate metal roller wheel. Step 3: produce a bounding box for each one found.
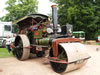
[49,43,90,73]
[14,35,30,60]
[49,45,68,73]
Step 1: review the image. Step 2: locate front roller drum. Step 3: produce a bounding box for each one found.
[49,43,90,73]
[14,34,30,60]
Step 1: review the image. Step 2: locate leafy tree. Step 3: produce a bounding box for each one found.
[0,0,38,33]
[0,0,38,21]
[50,0,100,40]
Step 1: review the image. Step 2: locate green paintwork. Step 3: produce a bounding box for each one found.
[38,38,50,45]
[34,30,43,39]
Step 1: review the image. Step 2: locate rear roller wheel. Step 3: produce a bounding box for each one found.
[14,35,30,60]
[49,46,68,73]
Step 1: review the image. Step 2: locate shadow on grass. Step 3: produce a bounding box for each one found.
[0,48,13,58]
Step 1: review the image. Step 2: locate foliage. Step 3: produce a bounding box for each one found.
[0,48,13,58]
[0,0,38,33]
[0,0,38,22]
[50,0,100,40]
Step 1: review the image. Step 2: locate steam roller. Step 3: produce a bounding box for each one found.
[12,5,90,73]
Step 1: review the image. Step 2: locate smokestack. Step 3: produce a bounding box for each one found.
[51,5,58,36]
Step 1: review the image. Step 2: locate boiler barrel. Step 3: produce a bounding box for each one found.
[37,38,50,45]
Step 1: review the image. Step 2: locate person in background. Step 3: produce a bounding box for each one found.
[11,34,16,43]
[6,36,12,53]
[96,35,100,51]
[98,35,100,45]
[10,34,16,50]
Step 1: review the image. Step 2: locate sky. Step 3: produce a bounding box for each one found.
[0,0,55,17]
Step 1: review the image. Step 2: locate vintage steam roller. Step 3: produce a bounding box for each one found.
[12,5,90,73]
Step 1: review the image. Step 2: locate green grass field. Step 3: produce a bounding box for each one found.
[0,48,13,58]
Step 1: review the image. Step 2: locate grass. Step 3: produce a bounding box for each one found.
[0,48,13,58]
[96,42,100,45]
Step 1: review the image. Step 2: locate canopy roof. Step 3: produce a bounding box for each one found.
[14,14,49,27]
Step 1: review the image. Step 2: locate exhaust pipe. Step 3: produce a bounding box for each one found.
[51,5,58,36]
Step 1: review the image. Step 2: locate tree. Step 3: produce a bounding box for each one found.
[0,0,38,22]
[50,0,100,40]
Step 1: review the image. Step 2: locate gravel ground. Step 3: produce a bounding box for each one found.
[0,45,100,75]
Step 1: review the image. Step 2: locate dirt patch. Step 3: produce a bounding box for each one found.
[0,69,3,72]
[85,40,97,45]
[0,45,100,75]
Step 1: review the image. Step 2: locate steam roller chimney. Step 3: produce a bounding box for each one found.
[51,5,58,36]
